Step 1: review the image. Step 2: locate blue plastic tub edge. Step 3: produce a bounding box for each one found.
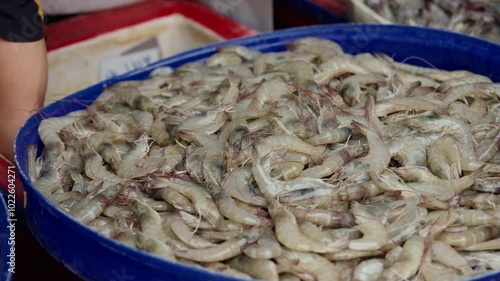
[14,24,500,281]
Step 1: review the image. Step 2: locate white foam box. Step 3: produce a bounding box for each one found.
[44,0,256,105]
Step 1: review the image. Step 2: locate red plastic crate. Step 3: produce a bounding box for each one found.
[44,0,257,52]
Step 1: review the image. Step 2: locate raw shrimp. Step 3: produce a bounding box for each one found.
[286,37,344,61]
[431,240,472,274]
[270,161,305,181]
[427,136,462,180]
[347,122,391,183]
[299,221,337,244]
[379,235,425,281]
[38,109,88,150]
[273,60,314,88]
[473,177,500,193]
[202,262,252,280]
[212,187,262,226]
[459,237,500,251]
[443,83,500,106]
[198,230,243,241]
[206,52,243,67]
[69,182,125,224]
[349,202,388,251]
[32,35,500,279]
[324,249,384,261]
[252,52,297,76]
[243,229,282,259]
[315,57,369,85]
[462,252,500,271]
[221,167,267,207]
[475,128,500,162]
[387,136,427,167]
[419,210,460,238]
[353,258,384,281]
[461,193,500,210]
[269,200,347,253]
[227,255,279,281]
[403,115,476,161]
[340,73,386,106]
[159,188,195,213]
[173,227,264,262]
[177,106,229,139]
[102,204,134,219]
[252,149,336,198]
[306,127,352,146]
[136,233,176,261]
[279,273,300,281]
[178,211,243,232]
[455,208,500,227]
[150,113,170,146]
[218,45,261,61]
[336,181,383,202]
[113,218,137,248]
[169,214,216,249]
[299,145,366,178]
[256,135,324,165]
[438,226,500,247]
[133,200,168,241]
[373,96,447,117]
[288,207,354,228]
[153,178,223,227]
[156,144,185,173]
[420,260,461,281]
[276,249,340,281]
[116,134,166,179]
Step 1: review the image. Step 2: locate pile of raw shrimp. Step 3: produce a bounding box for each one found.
[362,0,500,43]
[31,37,499,281]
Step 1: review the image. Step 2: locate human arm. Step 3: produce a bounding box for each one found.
[0,38,47,162]
[0,0,47,162]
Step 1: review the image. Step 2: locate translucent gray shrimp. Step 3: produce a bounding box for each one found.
[173,227,265,263]
[153,177,223,227]
[69,182,125,224]
[221,167,267,207]
[349,202,388,251]
[227,255,279,281]
[276,249,340,281]
[379,235,425,281]
[269,200,347,254]
[210,186,263,226]
[243,229,282,259]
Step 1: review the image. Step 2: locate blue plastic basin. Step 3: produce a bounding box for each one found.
[14,24,500,281]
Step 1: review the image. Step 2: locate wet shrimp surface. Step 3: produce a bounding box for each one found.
[31,37,500,281]
[362,0,500,43]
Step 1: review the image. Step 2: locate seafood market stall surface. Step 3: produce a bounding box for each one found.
[15,24,500,281]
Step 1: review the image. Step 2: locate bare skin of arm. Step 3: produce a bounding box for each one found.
[0,38,47,162]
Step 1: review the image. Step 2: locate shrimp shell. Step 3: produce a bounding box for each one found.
[379,235,425,281]
[173,227,264,263]
[349,202,388,251]
[269,201,346,253]
[243,229,282,259]
[153,177,223,227]
[227,255,279,281]
[437,226,500,247]
[276,249,340,281]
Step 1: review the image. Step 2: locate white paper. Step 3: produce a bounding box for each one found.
[198,0,273,32]
[100,48,159,80]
